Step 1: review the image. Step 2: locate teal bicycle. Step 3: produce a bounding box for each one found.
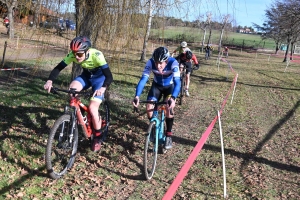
[134,100,173,180]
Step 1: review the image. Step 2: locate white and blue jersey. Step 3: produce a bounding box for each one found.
[135,57,181,98]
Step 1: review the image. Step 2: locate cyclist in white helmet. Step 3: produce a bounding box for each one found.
[132,47,181,150]
[171,41,191,57]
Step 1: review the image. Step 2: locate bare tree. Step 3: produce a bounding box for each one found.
[1,0,18,39]
[261,0,300,62]
[217,14,230,53]
[140,0,154,61]
[202,12,212,47]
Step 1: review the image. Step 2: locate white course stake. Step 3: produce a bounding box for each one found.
[218,110,227,199]
[230,74,238,104]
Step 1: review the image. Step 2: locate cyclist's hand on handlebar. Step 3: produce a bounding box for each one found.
[194,64,200,70]
[132,97,140,113]
[132,96,140,108]
[168,98,175,109]
[44,80,53,93]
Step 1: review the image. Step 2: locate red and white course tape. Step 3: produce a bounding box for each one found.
[0,67,29,71]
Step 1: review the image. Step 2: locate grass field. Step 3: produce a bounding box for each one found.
[150,26,276,50]
[0,26,299,199]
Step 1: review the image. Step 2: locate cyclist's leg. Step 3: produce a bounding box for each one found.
[90,75,106,132]
[162,85,175,149]
[162,85,174,124]
[146,82,162,119]
[179,63,184,73]
[88,75,106,151]
[69,80,84,91]
[185,62,192,91]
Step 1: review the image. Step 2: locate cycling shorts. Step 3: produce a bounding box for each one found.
[74,70,105,102]
[147,81,173,101]
[180,61,192,74]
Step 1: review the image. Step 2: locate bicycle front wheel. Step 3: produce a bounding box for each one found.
[45,114,78,179]
[144,121,158,180]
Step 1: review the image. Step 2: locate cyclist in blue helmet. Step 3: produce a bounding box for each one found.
[132,47,181,150]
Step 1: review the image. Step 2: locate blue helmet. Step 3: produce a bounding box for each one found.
[152,47,169,62]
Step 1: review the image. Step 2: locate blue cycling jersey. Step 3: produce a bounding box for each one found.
[135,57,181,98]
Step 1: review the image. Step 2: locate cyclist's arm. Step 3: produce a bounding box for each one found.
[48,61,68,81]
[171,61,181,98]
[135,75,149,97]
[135,60,152,97]
[172,77,180,98]
[191,54,199,65]
[101,65,113,87]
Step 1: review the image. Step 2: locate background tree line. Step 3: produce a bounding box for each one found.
[254,0,300,62]
[1,0,299,67]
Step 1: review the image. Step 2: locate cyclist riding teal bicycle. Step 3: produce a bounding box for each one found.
[43,36,113,152]
[132,47,180,149]
[178,50,199,97]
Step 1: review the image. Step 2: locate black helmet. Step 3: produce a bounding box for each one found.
[186,50,193,59]
[70,36,91,52]
[152,47,169,62]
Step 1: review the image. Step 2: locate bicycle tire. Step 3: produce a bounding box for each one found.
[179,72,186,105]
[45,114,78,179]
[144,121,158,180]
[99,100,110,142]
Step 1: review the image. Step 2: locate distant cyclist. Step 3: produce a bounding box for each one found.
[223,46,229,58]
[171,41,191,57]
[177,50,199,97]
[132,47,180,150]
[3,17,9,28]
[204,45,210,60]
[43,36,113,152]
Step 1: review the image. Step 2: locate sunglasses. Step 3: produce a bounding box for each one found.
[73,52,85,58]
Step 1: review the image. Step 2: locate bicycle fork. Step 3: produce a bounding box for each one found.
[59,106,77,148]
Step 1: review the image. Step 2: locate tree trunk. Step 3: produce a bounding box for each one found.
[207,28,212,45]
[201,27,206,53]
[72,0,105,80]
[289,42,294,60]
[140,0,153,61]
[218,28,224,53]
[283,37,291,62]
[5,0,18,39]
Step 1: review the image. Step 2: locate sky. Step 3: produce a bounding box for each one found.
[172,0,275,29]
[216,0,274,27]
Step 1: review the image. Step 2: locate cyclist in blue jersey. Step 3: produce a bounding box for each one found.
[43,36,113,152]
[132,47,180,149]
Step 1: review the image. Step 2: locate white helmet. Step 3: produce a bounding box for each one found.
[180,41,187,48]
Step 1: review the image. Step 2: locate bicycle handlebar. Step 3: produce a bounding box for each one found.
[50,87,93,97]
[133,99,174,115]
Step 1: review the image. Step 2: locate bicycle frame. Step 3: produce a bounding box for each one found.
[150,103,167,146]
[68,95,93,139]
[52,87,94,139]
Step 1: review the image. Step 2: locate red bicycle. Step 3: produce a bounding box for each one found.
[45,87,110,179]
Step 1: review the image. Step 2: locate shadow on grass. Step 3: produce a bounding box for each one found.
[240,99,300,172]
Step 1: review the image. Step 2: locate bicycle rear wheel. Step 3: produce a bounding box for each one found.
[144,121,158,180]
[99,100,110,142]
[45,114,78,179]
